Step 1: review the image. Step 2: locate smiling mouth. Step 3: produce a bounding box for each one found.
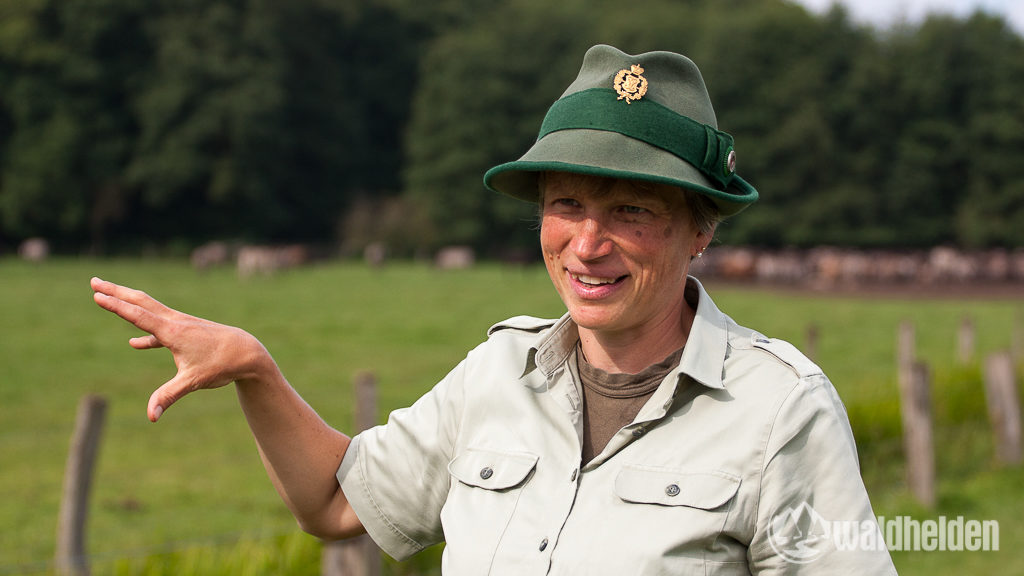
[570,272,627,286]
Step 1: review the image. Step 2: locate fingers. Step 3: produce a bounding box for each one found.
[93,290,159,336]
[91,277,170,337]
[130,334,164,350]
[93,278,221,423]
[91,277,167,309]
[93,278,252,423]
[91,277,175,317]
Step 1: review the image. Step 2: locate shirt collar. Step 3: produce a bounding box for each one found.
[676,277,728,389]
[525,276,729,390]
[527,313,578,379]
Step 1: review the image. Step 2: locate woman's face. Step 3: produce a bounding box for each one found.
[540,172,709,340]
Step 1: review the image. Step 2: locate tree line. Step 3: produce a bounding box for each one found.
[1,0,1022,257]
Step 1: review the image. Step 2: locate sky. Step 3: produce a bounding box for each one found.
[789,0,1024,35]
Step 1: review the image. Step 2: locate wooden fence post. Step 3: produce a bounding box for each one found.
[56,395,108,576]
[958,316,975,365]
[1013,310,1024,362]
[898,361,935,508]
[896,321,934,507]
[805,324,819,363]
[983,351,1022,466]
[897,320,915,393]
[323,372,382,576]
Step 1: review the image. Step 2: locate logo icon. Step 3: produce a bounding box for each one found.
[767,502,832,564]
[614,64,648,103]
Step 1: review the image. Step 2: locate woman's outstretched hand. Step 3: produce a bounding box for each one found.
[91,277,273,422]
[91,277,361,538]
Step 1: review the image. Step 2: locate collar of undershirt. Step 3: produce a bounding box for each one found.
[576,343,684,399]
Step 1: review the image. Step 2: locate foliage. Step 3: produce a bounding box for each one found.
[92,532,443,576]
[0,0,424,251]
[404,0,1024,251]
[0,0,149,251]
[403,0,594,256]
[0,0,1023,254]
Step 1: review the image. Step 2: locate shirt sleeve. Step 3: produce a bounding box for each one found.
[337,357,468,560]
[747,374,898,575]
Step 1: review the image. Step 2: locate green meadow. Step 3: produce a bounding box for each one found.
[1,258,1021,574]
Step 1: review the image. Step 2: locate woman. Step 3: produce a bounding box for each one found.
[93,45,896,574]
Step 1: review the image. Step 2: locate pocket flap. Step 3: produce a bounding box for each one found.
[448,448,539,490]
[615,465,740,509]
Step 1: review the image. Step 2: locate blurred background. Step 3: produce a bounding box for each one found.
[1,0,1022,261]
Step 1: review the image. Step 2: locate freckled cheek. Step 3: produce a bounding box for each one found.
[539,226,564,274]
[539,232,558,262]
[543,253,562,280]
[540,219,572,255]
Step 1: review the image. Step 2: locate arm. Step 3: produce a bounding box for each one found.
[90,277,363,539]
[747,375,896,574]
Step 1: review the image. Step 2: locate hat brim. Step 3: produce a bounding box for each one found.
[484,129,758,218]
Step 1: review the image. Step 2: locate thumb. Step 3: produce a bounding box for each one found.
[147,374,193,422]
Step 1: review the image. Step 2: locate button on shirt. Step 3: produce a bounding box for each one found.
[337,278,896,575]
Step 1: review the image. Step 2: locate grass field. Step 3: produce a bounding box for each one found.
[1,258,1021,574]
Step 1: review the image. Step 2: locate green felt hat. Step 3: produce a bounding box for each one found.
[483,44,758,217]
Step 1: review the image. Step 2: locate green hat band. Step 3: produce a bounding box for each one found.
[539,88,738,189]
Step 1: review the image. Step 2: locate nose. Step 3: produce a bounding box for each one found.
[570,215,613,261]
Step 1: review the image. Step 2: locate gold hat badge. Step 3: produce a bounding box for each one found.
[614,64,648,103]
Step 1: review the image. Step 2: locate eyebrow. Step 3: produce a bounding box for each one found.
[542,175,678,212]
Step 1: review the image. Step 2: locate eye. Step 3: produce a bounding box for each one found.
[548,197,581,209]
[620,205,649,215]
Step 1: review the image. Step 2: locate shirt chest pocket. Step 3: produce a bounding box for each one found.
[448,448,538,491]
[441,448,539,573]
[615,466,740,509]
[611,465,745,566]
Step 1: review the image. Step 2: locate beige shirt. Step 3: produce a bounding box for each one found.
[338,278,896,575]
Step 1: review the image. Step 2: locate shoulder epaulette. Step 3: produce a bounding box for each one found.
[487,316,557,337]
[750,334,823,378]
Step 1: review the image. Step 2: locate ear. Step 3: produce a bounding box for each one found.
[692,225,715,258]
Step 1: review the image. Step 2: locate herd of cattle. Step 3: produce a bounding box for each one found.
[14,237,1024,287]
[690,246,1024,288]
[216,242,1024,287]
